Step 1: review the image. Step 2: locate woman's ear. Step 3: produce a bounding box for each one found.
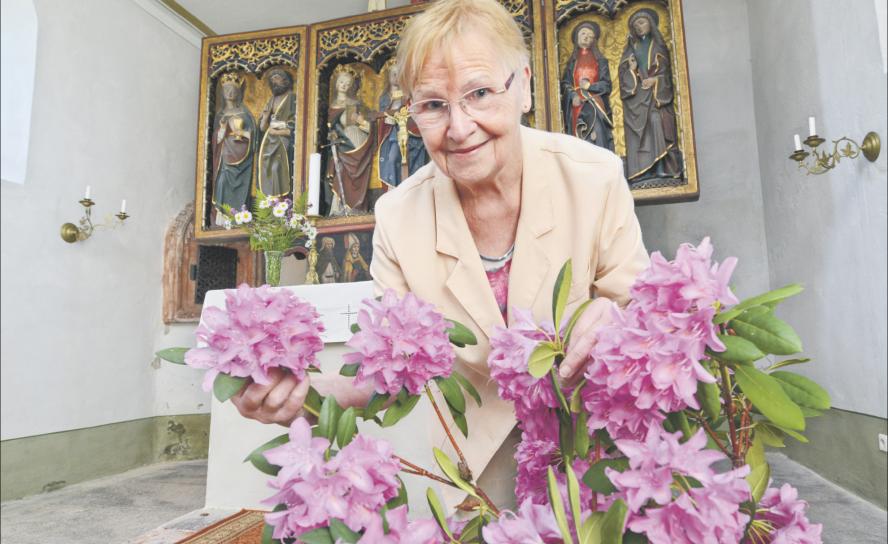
[521,64,532,112]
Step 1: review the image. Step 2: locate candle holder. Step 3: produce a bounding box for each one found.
[60,198,130,243]
[789,131,881,175]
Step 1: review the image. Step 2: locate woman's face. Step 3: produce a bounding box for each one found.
[221,82,241,101]
[412,32,531,188]
[336,73,354,94]
[632,16,651,37]
[576,27,596,49]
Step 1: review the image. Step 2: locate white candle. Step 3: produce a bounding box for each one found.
[120,199,126,213]
[85,185,91,199]
[808,116,816,136]
[307,152,321,216]
[794,134,802,151]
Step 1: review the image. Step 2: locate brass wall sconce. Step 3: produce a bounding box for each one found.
[60,187,130,243]
[789,117,881,175]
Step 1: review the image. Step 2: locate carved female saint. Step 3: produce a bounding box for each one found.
[560,21,615,151]
[212,72,256,220]
[325,65,377,216]
[618,9,683,182]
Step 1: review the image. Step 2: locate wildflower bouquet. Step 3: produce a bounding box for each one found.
[219,190,318,252]
[157,238,827,543]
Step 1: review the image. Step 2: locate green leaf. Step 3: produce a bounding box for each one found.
[770,371,831,410]
[244,433,288,476]
[304,386,323,416]
[731,309,802,356]
[712,334,765,362]
[582,458,629,494]
[559,411,575,462]
[260,521,276,544]
[459,514,485,543]
[350,322,360,334]
[600,499,628,544]
[339,363,360,377]
[155,347,189,365]
[755,422,786,448]
[451,410,469,438]
[298,527,334,544]
[364,392,390,420]
[336,407,358,448]
[528,342,558,379]
[746,463,770,504]
[381,393,420,427]
[666,411,693,441]
[547,467,575,544]
[745,433,766,470]
[800,406,824,418]
[774,424,809,443]
[575,411,590,458]
[570,380,586,413]
[436,376,466,414]
[765,358,811,372]
[566,464,583,537]
[433,447,478,498]
[213,374,247,403]
[714,284,804,324]
[734,365,805,431]
[387,476,408,509]
[426,488,453,539]
[329,519,360,543]
[564,299,594,347]
[453,371,482,406]
[553,260,573,334]
[697,380,722,421]
[318,395,342,441]
[579,512,604,544]
[446,319,478,347]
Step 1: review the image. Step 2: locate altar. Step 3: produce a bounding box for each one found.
[200,281,442,517]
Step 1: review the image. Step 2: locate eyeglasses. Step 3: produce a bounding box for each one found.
[408,72,516,129]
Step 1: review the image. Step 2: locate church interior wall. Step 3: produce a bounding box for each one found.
[745,0,888,506]
[1,0,200,442]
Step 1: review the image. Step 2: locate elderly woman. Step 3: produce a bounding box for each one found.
[232,0,649,509]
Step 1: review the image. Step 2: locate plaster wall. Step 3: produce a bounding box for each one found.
[635,0,771,300]
[746,0,887,418]
[0,0,200,440]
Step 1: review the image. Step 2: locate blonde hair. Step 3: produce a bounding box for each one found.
[395,0,529,96]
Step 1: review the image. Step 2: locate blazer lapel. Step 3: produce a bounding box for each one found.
[507,127,554,324]
[433,170,505,340]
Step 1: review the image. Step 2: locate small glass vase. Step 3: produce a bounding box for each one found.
[264,250,284,287]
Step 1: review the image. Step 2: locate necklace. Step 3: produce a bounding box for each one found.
[479,244,515,263]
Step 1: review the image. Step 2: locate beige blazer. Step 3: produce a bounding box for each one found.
[370,125,649,491]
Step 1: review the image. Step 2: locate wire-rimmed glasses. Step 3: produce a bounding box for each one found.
[407,72,516,129]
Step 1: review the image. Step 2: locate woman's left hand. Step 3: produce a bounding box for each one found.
[558,296,615,387]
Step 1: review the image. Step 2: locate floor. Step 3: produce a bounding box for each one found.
[0,454,885,543]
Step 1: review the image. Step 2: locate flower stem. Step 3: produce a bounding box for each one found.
[719,362,743,467]
[396,455,460,489]
[424,385,469,469]
[696,416,732,458]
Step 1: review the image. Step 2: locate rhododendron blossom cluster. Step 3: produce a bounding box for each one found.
[610,427,751,543]
[185,284,324,391]
[345,289,456,395]
[262,418,402,539]
[582,237,734,441]
[756,483,823,543]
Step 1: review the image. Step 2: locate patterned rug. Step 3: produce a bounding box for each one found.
[175,509,266,544]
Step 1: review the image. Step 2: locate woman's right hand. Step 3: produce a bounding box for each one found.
[231,367,310,426]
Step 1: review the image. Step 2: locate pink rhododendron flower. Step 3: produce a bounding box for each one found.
[357,505,446,544]
[757,483,823,543]
[488,308,563,413]
[262,418,401,539]
[607,427,751,544]
[185,284,324,391]
[345,289,455,395]
[582,240,735,441]
[481,499,563,544]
